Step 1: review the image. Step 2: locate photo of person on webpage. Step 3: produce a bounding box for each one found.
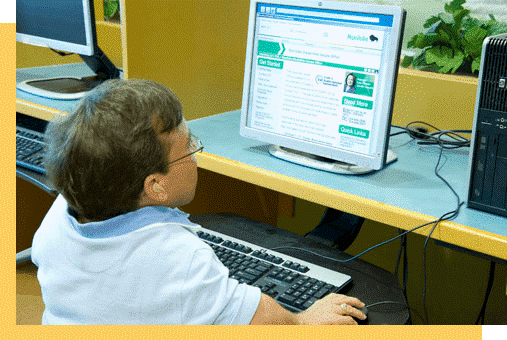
[344,72,356,93]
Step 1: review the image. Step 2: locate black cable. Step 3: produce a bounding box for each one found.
[404,121,498,325]
[394,231,408,298]
[394,230,404,278]
[421,132,466,324]
[392,120,471,323]
[273,121,468,324]
[389,129,409,137]
[270,216,451,265]
[270,205,461,325]
[390,121,471,148]
[402,234,408,298]
[416,130,471,149]
[475,261,496,325]
[419,208,463,324]
[50,48,74,56]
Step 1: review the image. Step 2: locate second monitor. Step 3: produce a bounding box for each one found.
[16,0,120,100]
[240,0,406,174]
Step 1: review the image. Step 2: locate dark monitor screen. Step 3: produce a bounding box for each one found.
[16,0,95,56]
[16,0,119,100]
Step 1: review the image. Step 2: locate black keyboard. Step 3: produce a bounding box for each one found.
[197,229,352,313]
[16,126,46,174]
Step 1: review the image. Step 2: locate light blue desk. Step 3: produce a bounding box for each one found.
[16,63,507,264]
[16,63,97,119]
[188,110,507,262]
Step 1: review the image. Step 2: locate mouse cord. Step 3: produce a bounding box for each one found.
[394,231,409,299]
[271,131,466,324]
[422,137,464,324]
[270,218,437,265]
[390,121,471,148]
[475,261,496,325]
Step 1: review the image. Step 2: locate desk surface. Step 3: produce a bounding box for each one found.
[16,64,101,121]
[188,110,507,260]
[17,64,507,262]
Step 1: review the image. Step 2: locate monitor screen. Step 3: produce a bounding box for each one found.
[16,0,119,100]
[240,0,406,174]
[16,0,95,56]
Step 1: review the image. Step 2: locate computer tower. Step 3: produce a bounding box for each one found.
[467,33,507,217]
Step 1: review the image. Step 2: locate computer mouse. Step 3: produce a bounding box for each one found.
[356,306,368,325]
[361,306,368,318]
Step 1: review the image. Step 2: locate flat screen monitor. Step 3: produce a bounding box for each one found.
[240,0,406,174]
[16,0,95,56]
[16,0,119,100]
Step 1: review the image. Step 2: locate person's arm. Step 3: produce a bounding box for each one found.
[249,293,366,325]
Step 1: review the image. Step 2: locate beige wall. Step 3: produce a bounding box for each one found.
[122,0,250,121]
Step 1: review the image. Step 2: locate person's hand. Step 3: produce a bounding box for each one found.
[296,293,367,325]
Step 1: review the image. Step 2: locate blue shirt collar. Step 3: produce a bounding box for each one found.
[69,205,198,239]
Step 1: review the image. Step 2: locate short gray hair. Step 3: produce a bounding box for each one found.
[45,79,183,220]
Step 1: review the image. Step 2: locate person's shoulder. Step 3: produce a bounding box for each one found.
[134,221,208,255]
[48,194,69,214]
[35,195,71,233]
[131,223,212,279]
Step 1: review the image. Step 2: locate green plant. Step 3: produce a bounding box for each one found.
[104,0,120,20]
[401,0,507,75]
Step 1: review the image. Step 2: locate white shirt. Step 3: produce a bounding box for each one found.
[32,195,261,324]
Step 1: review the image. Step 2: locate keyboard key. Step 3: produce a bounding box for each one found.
[245,268,262,277]
[255,264,271,272]
[278,294,297,305]
[236,271,257,282]
[16,127,46,174]
[303,298,318,310]
[313,287,330,299]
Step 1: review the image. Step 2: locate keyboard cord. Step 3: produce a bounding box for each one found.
[270,218,446,265]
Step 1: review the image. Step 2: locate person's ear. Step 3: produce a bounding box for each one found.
[144,174,169,202]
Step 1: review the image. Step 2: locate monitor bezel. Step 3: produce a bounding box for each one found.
[16,0,96,57]
[240,0,406,171]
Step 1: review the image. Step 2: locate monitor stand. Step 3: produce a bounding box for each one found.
[268,145,397,175]
[17,46,120,101]
[16,75,104,101]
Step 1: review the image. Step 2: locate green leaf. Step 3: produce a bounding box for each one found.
[401,56,414,68]
[424,16,441,29]
[407,34,419,48]
[464,26,488,57]
[402,0,497,75]
[487,21,507,36]
[425,46,447,65]
[472,58,481,73]
[453,9,470,29]
[462,17,481,31]
[445,0,466,13]
[464,26,487,42]
[104,0,119,19]
[407,33,434,49]
[426,32,439,44]
[436,29,452,45]
[426,46,465,73]
[439,12,455,25]
[412,52,428,67]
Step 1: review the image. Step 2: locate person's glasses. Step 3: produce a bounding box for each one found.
[167,134,204,166]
